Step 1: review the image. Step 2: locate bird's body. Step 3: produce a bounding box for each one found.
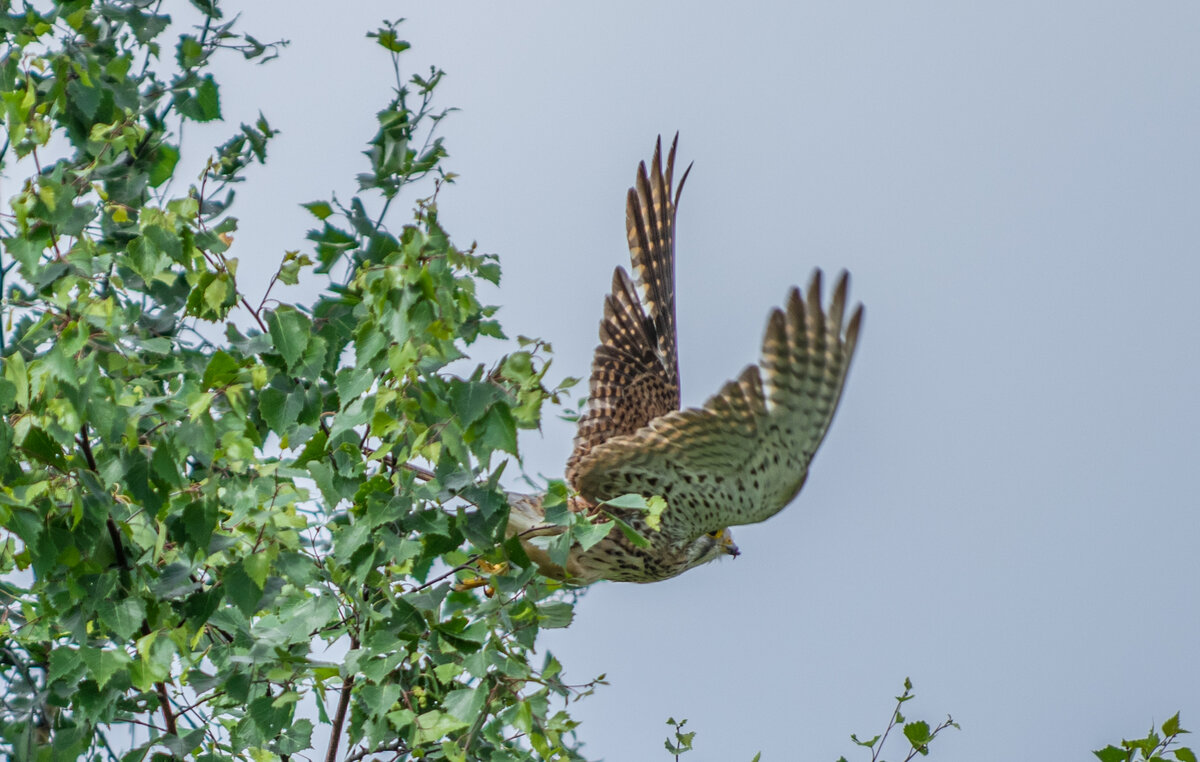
[506,493,729,584]
[507,136,863,584]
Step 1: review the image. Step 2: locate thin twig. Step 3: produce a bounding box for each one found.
[29,147,62,261]
[412,525,558,593]
[324,635,360,762]
[400,461,434,481]
[79,424,177,737]
[344,741,412,762]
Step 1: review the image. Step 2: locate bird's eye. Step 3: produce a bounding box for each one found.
[706,530,721,539]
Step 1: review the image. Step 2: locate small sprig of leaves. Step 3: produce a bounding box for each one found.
[840,678,958,762]
[538,480,616,570]
[665,717,696,759]
[1094,713,1195,762]
[596,493,668,549]
[663,717,760,762]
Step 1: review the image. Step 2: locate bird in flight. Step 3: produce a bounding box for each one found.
[506,135,863,584]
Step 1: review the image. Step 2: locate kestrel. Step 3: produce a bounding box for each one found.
[506,135,863,584]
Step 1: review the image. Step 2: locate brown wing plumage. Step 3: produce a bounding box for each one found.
[571,270,863,543]
[565,135,692,486]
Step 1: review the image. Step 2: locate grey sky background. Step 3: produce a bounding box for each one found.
[201,3,1200,759]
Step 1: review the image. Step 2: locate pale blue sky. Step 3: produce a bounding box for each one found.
[208,3,1200,759]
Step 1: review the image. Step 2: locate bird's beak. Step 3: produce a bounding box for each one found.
[722,535,740,558]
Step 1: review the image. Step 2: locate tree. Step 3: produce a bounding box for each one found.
[0,4,585,760]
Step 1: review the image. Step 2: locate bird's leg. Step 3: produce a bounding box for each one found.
[451,559,509,597]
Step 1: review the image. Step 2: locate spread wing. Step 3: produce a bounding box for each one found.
[565,135,692,486]
[571,270,863,542]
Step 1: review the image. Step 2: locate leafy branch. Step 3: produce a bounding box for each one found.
[840,678,958,762]
[1094,713,1195,762]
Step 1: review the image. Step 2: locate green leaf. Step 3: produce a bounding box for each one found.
[277,251,312,285]
[98,597,146,641]
[373,29,411,53]
[1176,748,1198,762]
[449,380,501,425]
[537,601,574,629]
[223,559,263,616]
[148,144,180,187]
[471,404,517,457]
[903,720,931,747]
[160,728,207,758]
[176,34,205,68]
[19,426,67,470]
[202,350,241,389]
[1093,746,1128,762]
[302,201,334,220]
[204,272,233,315]
[243,550,271,588]
[276,719,314,755]
[3,352,29,409]
[444,685,487,722]
[180,500,216,552]
[307,462,345,511]
[609,514,650,549]
[267,306,312,371]
[601,492,667,529]
[82,647,130,690]
[1163,713,1183,737]
[602,493,649,510]
[67,79,101,120]
[260,387,303,432]
[177,74,222,122]
[543,501,571,526]
[247,693,291,737]
[572,519,614,552]
[547,529,573,568]
[644,494,667,531]
[414,710,469,745]
[48,647,84,684]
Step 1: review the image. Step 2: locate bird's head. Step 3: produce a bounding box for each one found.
[685,528,740,568]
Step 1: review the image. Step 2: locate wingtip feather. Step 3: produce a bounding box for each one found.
[845,304,864,357]
[830,271,849,333]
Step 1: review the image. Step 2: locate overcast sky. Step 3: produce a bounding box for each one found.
[205,3,1200,759]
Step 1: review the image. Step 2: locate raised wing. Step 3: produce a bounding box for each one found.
[571,270,863,542]
[565,136,692,486]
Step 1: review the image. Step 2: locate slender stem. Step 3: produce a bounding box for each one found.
[29,148,63,261]
[0,249,7,352]
[400,461,434,481]
[324,635,360,762]
[872,695,905,762]
[240,295,269,333]
[79,424,177,737]
[461,679,498,756]
[412,526,554,594]
[344,742,411,762]
[255,268,282,315]
[154,678,178,736]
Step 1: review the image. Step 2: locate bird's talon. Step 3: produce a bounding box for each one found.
[452,560,507,593]
[452,576,490,592]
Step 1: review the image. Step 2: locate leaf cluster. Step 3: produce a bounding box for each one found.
[0,4,588,761]
[1094,714,1195,762]
[839,678,958,762]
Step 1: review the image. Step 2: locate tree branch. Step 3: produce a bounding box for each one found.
[79,424,177,738]
[325,635,360,762]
